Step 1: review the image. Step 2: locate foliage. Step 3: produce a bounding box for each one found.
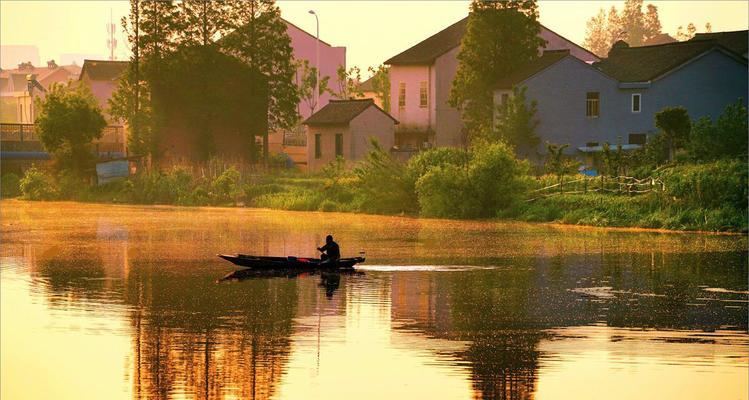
[584,0,663,56]
[675,22,698,41]
[544,143,579,176]
[35,83,107,175]
[211,167,242,204]
[20,166,58,200]
[352,139,417,214]
[406,146,471,180]
[331,65,363,100]
[493,86,540,155]
[687,100,748,161]
[297,59,331,114]
[367,65,391,112]
[655,107,691,161]
[223,0,300,132]
[657,159,747,211]
[449,0,544,134]
[1,173,21,198]
[416,142,530,218]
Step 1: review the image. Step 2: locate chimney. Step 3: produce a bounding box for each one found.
[18,61,34,70]
[47,60,58,68]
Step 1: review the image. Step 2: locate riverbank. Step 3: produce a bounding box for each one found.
[4,156,746,233]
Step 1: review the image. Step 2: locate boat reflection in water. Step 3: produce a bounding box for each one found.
[1,202,747,400]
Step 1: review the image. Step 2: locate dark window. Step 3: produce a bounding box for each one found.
[335,133,343,157]
[398,82,406,107]
[629,133,647,145]
[501,93,509,105]
[586,92,600,118]
[315,134,321,159]
[631,94,641,113]
[419,81,428,108]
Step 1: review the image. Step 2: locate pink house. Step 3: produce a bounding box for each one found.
[385,17,599,150]
[78,60,128,123]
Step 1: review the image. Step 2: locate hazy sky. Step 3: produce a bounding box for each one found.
[1,1,747,73]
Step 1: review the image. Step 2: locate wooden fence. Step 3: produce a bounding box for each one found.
[527,175,665,202]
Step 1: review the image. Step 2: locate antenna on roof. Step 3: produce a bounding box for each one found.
[106,9,118,60]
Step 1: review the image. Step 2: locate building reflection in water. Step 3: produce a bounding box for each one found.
[2,203,747,400]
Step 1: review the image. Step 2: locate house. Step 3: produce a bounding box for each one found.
[640,33,677,46]
[303,99,397,171]
[1,60,81,123]
[690,30,748,58]
[384,17,599,151]
[78,59,129,122]
[492,37,748,164]
[265,18,347,163]
[356,75,384,109]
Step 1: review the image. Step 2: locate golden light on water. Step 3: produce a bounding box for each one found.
[2,200,747,399]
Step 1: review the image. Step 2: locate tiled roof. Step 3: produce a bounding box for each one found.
[384,17,597,65]
[303,99,398,125]
[385,18,468,65]
[80,60,128,81]
[594,39,745,82]
[494,49,570,89]
[357,75,375,92]
[691,30,748,56]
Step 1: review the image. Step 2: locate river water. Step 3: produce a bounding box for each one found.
[1,200,747,400]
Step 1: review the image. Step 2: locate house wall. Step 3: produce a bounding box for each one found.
[286,21,346,120]
[495,50,748,161]
[306,106,396,171]
[80,74,120,123]
[389,27,599,150]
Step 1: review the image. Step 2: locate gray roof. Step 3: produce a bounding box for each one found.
[691,30,748,56]
[594,39,746,82]
[303,99,398,125]
[80,60,128,81]
[494,49,570,89]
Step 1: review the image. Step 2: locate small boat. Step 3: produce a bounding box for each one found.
[217,254,365,270]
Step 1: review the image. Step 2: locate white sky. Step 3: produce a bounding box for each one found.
[1,1,747,74]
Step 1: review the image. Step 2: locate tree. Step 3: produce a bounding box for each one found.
[36,84,107,175]
[223,0,299,132]
[449,0,545,134]
[368,65,390,112]
[676,23,698,41]
[544,142,570,177]
[331,65,363,100]
[583,9,610,57]
[297,59,330,114]
[688,100,748,161]
[643,4,662,41]
[655,107,691,161]
[493,86,540,156]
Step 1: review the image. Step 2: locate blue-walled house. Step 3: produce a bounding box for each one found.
[493,32,748,164]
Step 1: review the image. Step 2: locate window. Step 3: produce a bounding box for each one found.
[398,82,406,107]
[631,93,641,113]
[501,93,509,106]
[335,133,343,157]
[314,134,321,159]
[419,81,428,108]
[586,92,599,118]
[629,133,647,145]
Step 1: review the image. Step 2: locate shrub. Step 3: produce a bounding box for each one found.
[20,166,58,200]
[1,173,21,198]
[688,101,748,161]
[416,142,530,218]
[211,167,241,205]
[353,139,417,214]
[657,159,748,210]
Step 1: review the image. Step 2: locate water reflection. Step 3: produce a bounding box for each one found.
[1,201,747,400]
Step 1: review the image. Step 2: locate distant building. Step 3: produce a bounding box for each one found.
[1,60,81,123]
[640,33,677,46]
[303,99,397,171]
[355,74,385,110]
[492,37,748,164]
[384,17,599,152]
[78,59,129,123]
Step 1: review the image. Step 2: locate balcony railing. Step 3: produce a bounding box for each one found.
[1,123,126,154]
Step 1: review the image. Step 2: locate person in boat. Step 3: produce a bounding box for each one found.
[317,235,340,266]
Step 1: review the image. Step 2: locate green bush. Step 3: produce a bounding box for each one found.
[353,139,417,214]
[20,166,58,200]
[1,173,21,198]
[416,142,530,218]
[406,146,471,180]
[688,100,747,161]
[658,160,748,210]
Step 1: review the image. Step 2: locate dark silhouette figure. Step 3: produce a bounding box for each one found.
[317,235,340,267]
[319,271,341,299]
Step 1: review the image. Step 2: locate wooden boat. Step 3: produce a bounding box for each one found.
[217,254,365,270]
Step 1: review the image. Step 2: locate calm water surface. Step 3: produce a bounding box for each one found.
[2,200,747,400]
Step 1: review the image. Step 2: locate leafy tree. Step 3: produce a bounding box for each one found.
[331,65,363,100]
[223,0,299,132]
[449,0,544,134]
[493,86,540,156]
[655,107,691,161]
[643,4,661,40]
[36,84,107,175]
[688,100,748,161]
[297,59,330,114]
[584,9,610,57]
[584,1,663,56]
[676,23,698,41]
[368,65,390,112]
[544,142,570,176]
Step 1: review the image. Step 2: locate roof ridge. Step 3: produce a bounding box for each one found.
[616,39,717,51]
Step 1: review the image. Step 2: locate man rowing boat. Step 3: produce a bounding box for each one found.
[317,235,340,266]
